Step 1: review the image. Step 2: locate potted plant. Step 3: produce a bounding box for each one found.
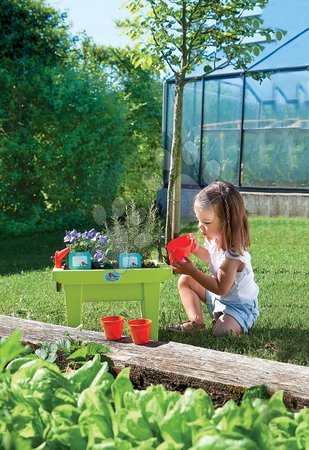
[105,200,163,268]
[63,229,110,270]
[52,201,172,340]
[61,201,163,270]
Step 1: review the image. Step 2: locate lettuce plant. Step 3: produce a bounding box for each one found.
[1,332,308,449]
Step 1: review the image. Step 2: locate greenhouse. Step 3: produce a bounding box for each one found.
[161,0,309,195]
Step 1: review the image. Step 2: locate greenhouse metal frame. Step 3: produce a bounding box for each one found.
[162,27,309,193]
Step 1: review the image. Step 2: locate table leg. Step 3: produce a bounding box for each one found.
[141,283,160,340]
[64,285,83,327]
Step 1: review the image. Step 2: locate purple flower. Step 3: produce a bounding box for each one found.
[99,235,107,245]
[93,249,104,262]
[64,229,81,244]
[85,229,97,240]
[64,229,109,260]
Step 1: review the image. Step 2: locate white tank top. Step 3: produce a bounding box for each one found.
[204,239,259,304]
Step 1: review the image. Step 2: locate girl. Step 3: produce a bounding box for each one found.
[171,181,259,336]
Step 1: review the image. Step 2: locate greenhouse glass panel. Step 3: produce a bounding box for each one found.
[181,80,203,185]
[242,70,309,188]
[201,77,242,185]
[163,80,202,186]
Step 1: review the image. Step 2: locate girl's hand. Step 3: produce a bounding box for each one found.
[172,257,197,276]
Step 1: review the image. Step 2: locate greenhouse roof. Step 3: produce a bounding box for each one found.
[167,28,309,81]
[250,28,309,71]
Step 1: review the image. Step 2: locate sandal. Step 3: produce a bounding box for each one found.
[168,320,205,332]
[212,312,223,328]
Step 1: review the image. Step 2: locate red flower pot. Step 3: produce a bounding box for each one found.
[100,315,124,341]
[128,318,152,345]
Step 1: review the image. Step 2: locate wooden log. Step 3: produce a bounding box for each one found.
[0,315,308,410]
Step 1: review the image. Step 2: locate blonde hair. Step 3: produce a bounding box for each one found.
[195,181,250,255]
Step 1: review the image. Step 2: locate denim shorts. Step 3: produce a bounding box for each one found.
[206,291,259,333]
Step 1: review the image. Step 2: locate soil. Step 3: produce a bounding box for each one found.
[59,260,161,270]
[26,343,237,408]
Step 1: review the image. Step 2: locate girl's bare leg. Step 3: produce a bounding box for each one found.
[178,275,206,324]
[212,314,241,336]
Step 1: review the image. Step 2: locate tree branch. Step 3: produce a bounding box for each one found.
[187,0,203,26]
[182,0,188,67]
[151,30,177,74]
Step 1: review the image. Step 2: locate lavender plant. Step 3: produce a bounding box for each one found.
[105,201,162,261]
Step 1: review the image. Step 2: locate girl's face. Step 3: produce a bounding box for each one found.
[194,201,222,242]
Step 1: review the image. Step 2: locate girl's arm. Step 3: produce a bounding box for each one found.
[190,233,209,262]
[173,257,242,296]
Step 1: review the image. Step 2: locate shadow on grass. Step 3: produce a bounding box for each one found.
[159,326,309,366]
[0,231,64,275]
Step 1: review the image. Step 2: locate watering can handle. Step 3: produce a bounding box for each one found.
[189,233,198,253]
[54,248,70,268]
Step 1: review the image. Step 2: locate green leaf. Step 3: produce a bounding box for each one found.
[11,358,61,391]
[30,368,74,411]
[5,356,37,374]
[192,432,260,449]
[253,19,260,29]
[116,409,153,441]
[295,420,309,449]
[268,390,286,413]
[51,404,80,427]
[253,47,260,57]
[111,367,134,410]
[68,354,102,392]
[203,65,213,74]
[0,330,25,372]
[51,387,77,409]
[49,425,86,450]
[67,344,110,362]
[269,416,297,439]
[79,410,114,443]
[90,362,114,388]
[271,437,299,449]
[11,403,45,440]
[242,385,269,402]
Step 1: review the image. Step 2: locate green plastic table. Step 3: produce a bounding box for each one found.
[52,264,172,340]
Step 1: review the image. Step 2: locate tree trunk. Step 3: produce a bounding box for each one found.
[165,72,185,245]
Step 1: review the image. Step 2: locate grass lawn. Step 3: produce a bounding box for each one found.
[0,217,308,366]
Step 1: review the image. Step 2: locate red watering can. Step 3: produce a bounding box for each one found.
[166,234,195,264]
[54,248,70,268]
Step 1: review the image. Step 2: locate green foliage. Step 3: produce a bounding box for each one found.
[118,0,285,76]
[0,0,73,63]
[82,44,164,208]
[0,330,25,373]
[118,0,286,240]
[0,1,163,236]
[105,200,163,260]
[0,337,308,449]
[33,336,111,366]
[0,55,130,234]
